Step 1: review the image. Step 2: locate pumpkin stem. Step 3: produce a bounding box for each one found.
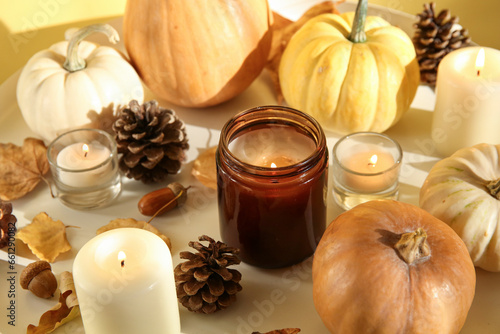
[348,0,367,43]
[486,179,500,199]
[63,24,120,72]
[394,228,430,264]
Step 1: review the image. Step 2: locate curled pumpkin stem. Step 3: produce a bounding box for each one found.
[63,24,120,72]
[348,0,367,43]
[394,228,430,264]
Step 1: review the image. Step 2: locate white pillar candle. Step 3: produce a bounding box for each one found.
[57,142,112,187]
[228,126,316,167]
[73,228,181,334]
[432,46,500,157]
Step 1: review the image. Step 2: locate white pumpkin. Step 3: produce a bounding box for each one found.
[16,24,144,143]
[420,143,500,272]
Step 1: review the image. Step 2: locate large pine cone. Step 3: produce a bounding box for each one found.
[174,235,242,314]
[0,202,16,249]
[413,2,471,85]
[113,100,189,183]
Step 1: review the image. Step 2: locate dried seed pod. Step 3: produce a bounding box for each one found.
[20,261,57,299]
[138,182,189,216]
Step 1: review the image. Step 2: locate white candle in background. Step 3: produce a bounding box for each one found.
[432,46,500,157]
[228,126,316,167]
[73,228,181,334]
[56,142,111,187]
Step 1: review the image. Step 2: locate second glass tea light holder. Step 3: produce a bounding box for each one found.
[47,128,121,210]
[332,132,402,210]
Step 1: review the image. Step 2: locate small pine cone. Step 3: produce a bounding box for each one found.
[413,2,471,85]
[113,100,189,183]
[0,202,17,249]
[174,235,242,314]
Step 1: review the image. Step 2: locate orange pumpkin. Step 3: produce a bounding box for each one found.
[313,200,475,334]
[123,0,273,108]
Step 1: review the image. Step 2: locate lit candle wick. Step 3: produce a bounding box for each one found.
[82,144,89,158]
[476,48,485,77]
[368,154,378,167]
[118,251,126,268]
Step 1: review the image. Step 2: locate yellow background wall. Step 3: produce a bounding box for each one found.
[1,0,498,84]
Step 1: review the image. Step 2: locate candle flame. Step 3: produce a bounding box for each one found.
[476,48,485,76]
[270,162,277,168]
[369,154,378,166]
[118,251,126,268]
[82,144,89,158]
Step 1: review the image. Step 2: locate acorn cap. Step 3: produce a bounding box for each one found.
[20,260,52,289]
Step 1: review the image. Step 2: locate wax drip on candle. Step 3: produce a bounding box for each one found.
[476,48,485,77]
[118,251,126,268]
[82,144,89,158]
[368,154,378,167]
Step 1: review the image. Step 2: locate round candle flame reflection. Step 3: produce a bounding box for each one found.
[271,162,277,168]
[82,143,89,158]
[476,48,485,76]
[118,251,126,268]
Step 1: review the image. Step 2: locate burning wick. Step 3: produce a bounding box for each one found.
[476,48,485,77]
[368,154,378,167]
[118,251,126,268]
[82,144,89,158]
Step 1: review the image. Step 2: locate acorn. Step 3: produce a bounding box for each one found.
[20,261,57,299]
[138,182,189,216]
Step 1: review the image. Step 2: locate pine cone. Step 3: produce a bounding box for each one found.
[174,235,242,314]
[113,100,189,183]
[0,202,17,249]
[413,2,471,85]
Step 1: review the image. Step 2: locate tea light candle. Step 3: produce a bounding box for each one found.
[73,228,181,334]
[342,150,396,193]
[332,132,402,210]
[432,46,500,157]
[57,142,111,187]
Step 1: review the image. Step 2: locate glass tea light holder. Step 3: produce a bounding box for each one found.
[332,132,402,210]
[47,128,121,209]
[216,105,328,269]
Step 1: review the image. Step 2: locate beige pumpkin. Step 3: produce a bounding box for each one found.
[313,200,475,334]
[420,143,500,272]
[123,0,273,108]
[16,24,144,143]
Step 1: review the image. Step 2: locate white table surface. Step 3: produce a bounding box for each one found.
[0,1,499,333]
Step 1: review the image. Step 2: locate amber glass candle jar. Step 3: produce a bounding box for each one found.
[216,106,328,268]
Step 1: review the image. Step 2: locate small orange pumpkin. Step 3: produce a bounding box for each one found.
[313,200,475,334]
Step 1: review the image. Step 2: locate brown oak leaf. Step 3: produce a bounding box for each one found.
[27,271,80,334]
[253,329,301,334]
[0,137,50,201]
[266,1,343,103]
[16,212,72,263]
[97,217,172,250]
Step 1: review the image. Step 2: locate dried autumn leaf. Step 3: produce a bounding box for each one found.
[191,146,217,189]
[16,212,72,263]
[266,1,343,103]
[0,137,50,200]
[253,329,301,334]
[97,218,172,250]
[27,271,80,334]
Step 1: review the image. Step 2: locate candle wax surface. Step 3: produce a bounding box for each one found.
[228,125,316,167]
[57,142,110,170]
[340,150,397,193]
